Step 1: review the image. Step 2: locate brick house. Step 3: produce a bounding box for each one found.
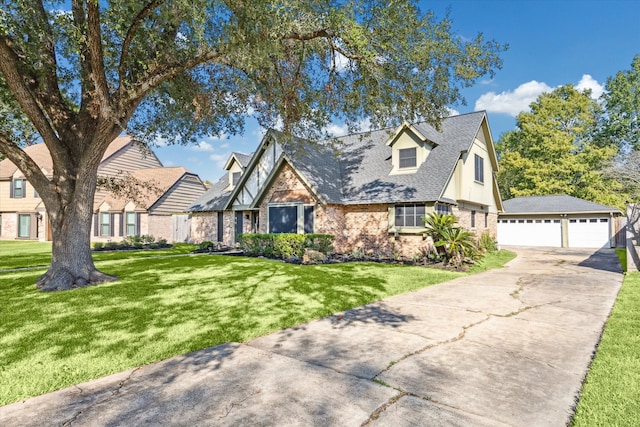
[0,136,206,242]
[189,111,503,256]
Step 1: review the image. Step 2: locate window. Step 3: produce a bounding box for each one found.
[471,210,476,228]
[394,204,425,227]
[435,204,451,215]
[399,148,417,169]
[304,206,314,234]
[269,205,298,233]
[217,212,224,242]
[485,212,489,227]
[126,212,137,236]
[474,154,484,183]
[11,179,26,198]
[232,172,241,186]
[18,214,30,238]
[100,212,111,236]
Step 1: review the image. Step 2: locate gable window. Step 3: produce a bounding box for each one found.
[10,179,26,198]
[399,148,417,169]
[100,212,111,236]
[232,172,241,186]
[474,154,484,183]
[395,204,425,227]
[18,214,31,238]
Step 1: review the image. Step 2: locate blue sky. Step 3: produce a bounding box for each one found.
[154,0,640,183]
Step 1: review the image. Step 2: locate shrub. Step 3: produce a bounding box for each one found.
[239,233,335,260]
[478,230,498,253]
[105,241,119,250]
[93,242,104,250]
[198,241,215,251]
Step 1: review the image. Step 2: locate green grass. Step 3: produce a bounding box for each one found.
[0,243,513,406]
[0,241,197,271]
[615,248,627,272]
[572,272,640,426]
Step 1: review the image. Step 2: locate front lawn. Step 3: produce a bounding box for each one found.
[0,241,515,405]
[572,271,640,426]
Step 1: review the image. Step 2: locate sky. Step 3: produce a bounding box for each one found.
[153,0,640,184]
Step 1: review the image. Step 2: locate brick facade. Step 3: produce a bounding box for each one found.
[190,162,499,256]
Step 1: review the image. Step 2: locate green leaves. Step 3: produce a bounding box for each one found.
[496,85,625,208]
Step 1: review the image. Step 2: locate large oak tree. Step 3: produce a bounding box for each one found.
[0,0,505,290]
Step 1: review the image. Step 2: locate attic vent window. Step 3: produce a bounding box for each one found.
[232,172,241,185]
[399,148,417,169]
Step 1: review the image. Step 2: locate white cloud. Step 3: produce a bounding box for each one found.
[475,80,554,117]
[209,153,230,171]
[323,118,373,137]
[576,74,604,99]
[475,75,605,117]
[190,141,214,152]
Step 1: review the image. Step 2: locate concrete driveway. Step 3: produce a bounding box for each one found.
[0,247,623,426]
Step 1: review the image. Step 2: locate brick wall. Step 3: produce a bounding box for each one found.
[147,214,172,241]
[0,213,17,239]
[452,205,498,238]
[190,212,217,242]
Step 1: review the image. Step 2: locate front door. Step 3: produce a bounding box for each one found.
[235,211,243,243]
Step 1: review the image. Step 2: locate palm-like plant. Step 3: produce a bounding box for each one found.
[423,212,458,257]
[435,226,479,267]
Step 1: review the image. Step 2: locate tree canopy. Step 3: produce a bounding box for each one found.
[496,85,624,207]
[0,0,506,290]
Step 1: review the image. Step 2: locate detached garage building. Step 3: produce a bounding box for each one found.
[498,195,622,249]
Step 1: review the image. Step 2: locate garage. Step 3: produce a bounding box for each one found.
[498,218,561,247]
[498,195,621,249]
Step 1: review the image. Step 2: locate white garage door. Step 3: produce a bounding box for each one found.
[498,219,562,247]
[568,218,610,248]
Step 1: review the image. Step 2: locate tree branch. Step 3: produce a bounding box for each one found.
[86,1,112,119]
[0,37,61,147]
[118,0,164,88]
[0,132,56,203]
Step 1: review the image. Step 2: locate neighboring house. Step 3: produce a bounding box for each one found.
[498,195,624,248]
[190,111,503,256]
[93,166,207,243]
[0,136,206,242]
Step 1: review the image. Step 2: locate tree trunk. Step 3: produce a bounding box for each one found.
[35,157,117,291]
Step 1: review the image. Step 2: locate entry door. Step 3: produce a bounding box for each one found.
[235,211,243,242]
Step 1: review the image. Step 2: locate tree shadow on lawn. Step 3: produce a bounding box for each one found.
[0,254,419,405]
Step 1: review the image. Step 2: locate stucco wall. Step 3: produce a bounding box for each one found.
[628,204,639,272]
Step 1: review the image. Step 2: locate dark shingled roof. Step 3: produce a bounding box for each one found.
[190,111,489,210]
[232,152,253,167]
[189,173,232,212]
[502,195,621,214]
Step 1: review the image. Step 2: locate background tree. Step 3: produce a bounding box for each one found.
[0,0,505,291]
[604,150,640,201]
[496,85,624,207]
[598,55,640,152]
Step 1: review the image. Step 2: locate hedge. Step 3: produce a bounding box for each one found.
[239,233,335,259]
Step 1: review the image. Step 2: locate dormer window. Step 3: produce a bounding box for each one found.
[399,148,417,169]
[232,172,241,186]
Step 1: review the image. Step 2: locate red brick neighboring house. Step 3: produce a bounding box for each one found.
[189,111,504,256]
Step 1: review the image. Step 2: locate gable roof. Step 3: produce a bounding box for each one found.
[191,111,493,211]
[502,195,621,215]
[189,173,233,212]
[0,135,136,180]
[97,166,194,211]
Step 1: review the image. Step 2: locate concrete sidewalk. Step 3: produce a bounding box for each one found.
[0,247,623,426]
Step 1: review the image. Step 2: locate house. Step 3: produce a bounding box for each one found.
[93,166,207,242]
[189,111,503,256]
[0,136,206,242]
[498,195,624,248]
